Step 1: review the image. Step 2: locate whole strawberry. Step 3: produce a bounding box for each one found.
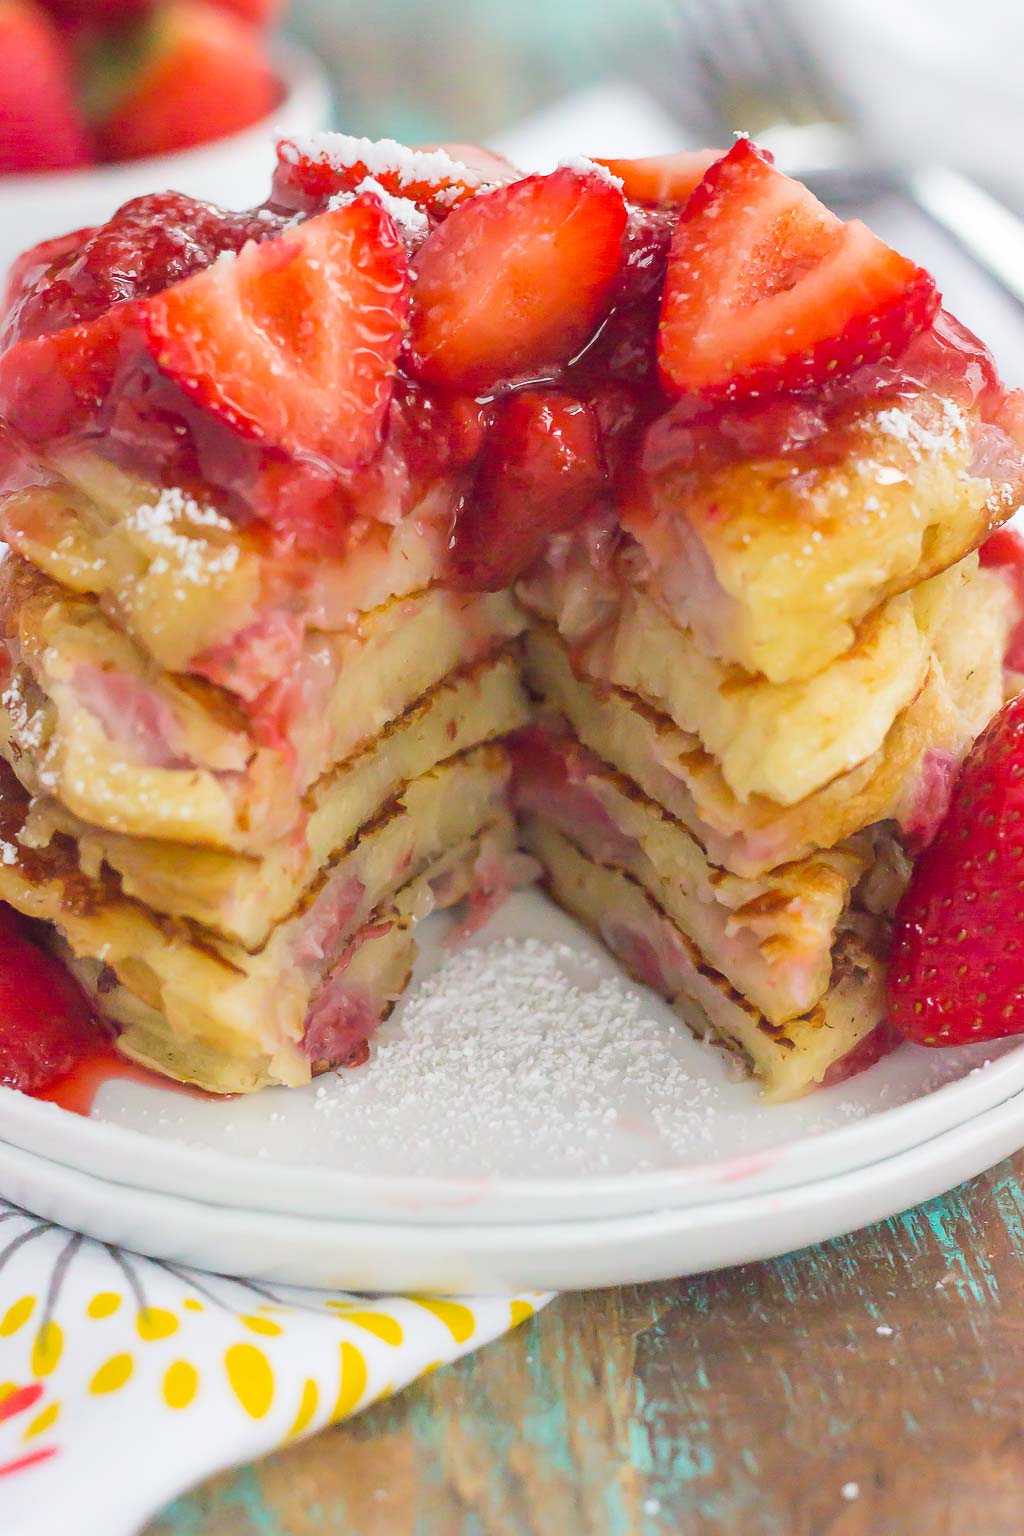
[888,692,1024,1046]
[0,0,92,173]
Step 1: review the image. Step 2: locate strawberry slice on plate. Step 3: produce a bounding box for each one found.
[888,692,1024,1047]
[408,167,628,392]
[450,390,606,590]
[0,903,108,1094]
[658,137,939,400]
[594,149,722,206]
[141,194,409,468]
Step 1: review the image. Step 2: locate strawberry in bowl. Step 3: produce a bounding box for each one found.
[0,0,329,277]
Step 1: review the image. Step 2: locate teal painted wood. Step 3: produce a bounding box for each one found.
[147,1155,1024,1536]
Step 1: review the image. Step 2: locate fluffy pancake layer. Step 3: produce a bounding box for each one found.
[522,549,984,806]
[0,746,514,1087]
[509,727,879,1026]
[0,553,525,849]
[54,830,495,1095]
[523,817,893,1101]
[523,555,1015,876]
[24,649,529,946]
[630,389,1018,682]
[1,448,451,677]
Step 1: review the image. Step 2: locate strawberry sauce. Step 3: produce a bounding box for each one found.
[1,147,1017,599]
[36,1044,205,1117]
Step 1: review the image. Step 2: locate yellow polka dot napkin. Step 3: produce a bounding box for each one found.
[0,1201,548,1536]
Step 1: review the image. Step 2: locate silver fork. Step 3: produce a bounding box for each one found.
[651,0,1024,305]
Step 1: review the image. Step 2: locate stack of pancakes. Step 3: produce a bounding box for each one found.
[514,389,1020,1098]
[0,449,530,1093]
[0,394,1019,1101]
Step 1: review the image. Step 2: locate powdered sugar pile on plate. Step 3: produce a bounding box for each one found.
[313,935,722,1174]
[91,889,1005,1184]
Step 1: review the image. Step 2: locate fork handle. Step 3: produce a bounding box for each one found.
[908,166,1024,310]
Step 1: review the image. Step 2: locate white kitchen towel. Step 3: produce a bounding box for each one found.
[0,1202,548,1536]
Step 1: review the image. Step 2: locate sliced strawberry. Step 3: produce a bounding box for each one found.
[980,525,1024,672]
[1,225,94,337]
[140,195,409,468]
[0,0,92,173]
[594,149,723,206]
[888,692,1024,1047]
[5,192,286,348]
[0,904,108,1094]
[408,168,628,392]
[88,0,278,163]
[0,302,137,445]
[272,135,512,220]
[450,391,606,590]
[658,137,939,401]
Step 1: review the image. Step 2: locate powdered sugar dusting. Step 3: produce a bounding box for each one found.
[126,489,240,590]
[873,397,966,458]
[310,936,721,1172]
[558,155,624,189]
[279,132,485,190]
[328,177,429,238]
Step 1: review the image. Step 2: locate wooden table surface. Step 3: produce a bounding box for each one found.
[146,1153,1024,1536]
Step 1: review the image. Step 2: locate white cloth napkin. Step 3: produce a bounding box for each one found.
[0,1202,547,1536]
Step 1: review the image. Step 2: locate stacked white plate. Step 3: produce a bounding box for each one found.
[1,888,1022,1293]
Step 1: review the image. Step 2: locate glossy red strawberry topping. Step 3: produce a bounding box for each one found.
[0,135,1016,580]
[0,903,109,1093]
[3,192,288,347]
[449,391,606,590]
[658,138,939,401]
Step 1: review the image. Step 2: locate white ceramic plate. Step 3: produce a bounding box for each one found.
[1,891,1022,1228]
[2,1084,1022,1293]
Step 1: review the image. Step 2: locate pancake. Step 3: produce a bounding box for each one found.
[522,550,970,806]
[0,554,525,849]
[23,649,529,946]
[1,136,1022,1106]
[55,828,496,1096]
[1,446,449,677]
[522,817,892,1102]
[0,747,515,1086]
[524,557,1015,875]
[628,388,1018,683]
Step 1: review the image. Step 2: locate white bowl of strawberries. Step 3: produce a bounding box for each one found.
[0,0,331,277]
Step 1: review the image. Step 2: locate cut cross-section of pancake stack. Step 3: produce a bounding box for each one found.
[0,456,531,1092]
[0,132,1022,1102]
[513,392,1021,1098]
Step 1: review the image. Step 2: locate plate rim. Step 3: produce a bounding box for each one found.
[1,1033,1022,1225]
[2,1086,1023,1292]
